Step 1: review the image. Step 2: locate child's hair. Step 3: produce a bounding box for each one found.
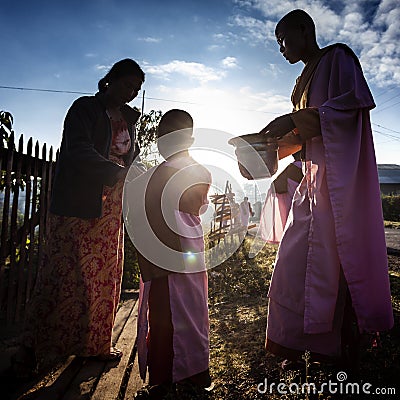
[157,109,193,137]
[98,58,145,92]
[157,109,194,158]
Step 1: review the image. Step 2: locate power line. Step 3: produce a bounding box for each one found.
[373,129,400,142]
[0,85,91,95]
[374,86,397,98]
[377,91,400,107]
[2,84,399,118]
[0,84,281,115]
[374,98,400,114]
[372,123,400,135]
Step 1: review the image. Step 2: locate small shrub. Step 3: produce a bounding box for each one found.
[382,195,400,222]
[122,232,140,289]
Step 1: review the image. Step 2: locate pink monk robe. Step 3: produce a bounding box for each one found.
[138,268,209,383]
[266,46,393,357]
[136,155,211,383]
[260,160,302,244]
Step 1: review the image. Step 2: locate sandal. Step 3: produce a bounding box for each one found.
[279,358,305,371]
[96,347,123,361]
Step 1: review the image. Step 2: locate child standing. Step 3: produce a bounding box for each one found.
[126,110,212,398]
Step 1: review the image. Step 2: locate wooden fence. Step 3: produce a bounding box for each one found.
[0,133,57,324]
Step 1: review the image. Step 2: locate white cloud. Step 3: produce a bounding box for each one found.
[230,15,275,43]
[238,86,291,114]
[144,60,225,84]
[208,44,225,51]
[231,0,400,87]
[145,83,289,137]
[138,36,162,43]
[221,56,239,68]
[213,33,228,40]
[212,31,241,45]
[262,63,282,78]
[95,64,111,72]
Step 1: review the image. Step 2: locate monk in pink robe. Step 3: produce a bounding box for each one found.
[259,9,393,369]
[127,110,212,398]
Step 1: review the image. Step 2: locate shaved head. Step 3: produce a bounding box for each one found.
[275,9,316,39]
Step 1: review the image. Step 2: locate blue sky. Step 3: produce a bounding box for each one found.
[1,0,399,165]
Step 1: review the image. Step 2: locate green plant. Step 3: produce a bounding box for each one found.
[382,195,400,222]
[0,110,15,148]
[136,109,163,160]
[122,232,140,289]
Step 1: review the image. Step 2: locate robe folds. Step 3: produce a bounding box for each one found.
[260,160,303,244]
[266,44,394,357]
[129,155,212,384]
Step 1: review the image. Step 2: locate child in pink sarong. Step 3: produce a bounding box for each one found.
[128,110,212,398]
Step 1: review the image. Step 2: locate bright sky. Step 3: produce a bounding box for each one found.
[1,0,399,170]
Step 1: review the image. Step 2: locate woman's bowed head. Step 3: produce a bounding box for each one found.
[98,58,145,181]
[98,58,145,109]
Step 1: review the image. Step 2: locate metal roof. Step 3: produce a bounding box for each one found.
[378,164,400,184]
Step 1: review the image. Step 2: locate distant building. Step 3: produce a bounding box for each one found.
[378,164,400,195]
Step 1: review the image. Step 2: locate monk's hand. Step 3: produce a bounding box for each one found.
[259,114,296,139]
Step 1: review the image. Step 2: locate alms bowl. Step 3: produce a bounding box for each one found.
[228,133,278,180]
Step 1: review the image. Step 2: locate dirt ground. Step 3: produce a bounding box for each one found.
[1,232,399,400]
[204,236,400,400]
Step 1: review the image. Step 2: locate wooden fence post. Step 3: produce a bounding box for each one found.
[0,134,57,324]
[6,135,24,322]
[0,132,15,315]
[16,137,33,322]
[26,140,40,305]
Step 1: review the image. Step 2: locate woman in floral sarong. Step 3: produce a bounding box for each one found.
[14,58,145,373]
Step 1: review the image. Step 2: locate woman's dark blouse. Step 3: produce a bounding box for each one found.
[50,92,140,218]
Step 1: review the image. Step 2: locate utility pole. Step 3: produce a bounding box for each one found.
[141,89,146,114]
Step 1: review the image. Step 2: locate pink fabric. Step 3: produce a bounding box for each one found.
[137,278,151,381]
[260,161,302,244]
[267,46,393,356]
[172,208,209,381]
[240,200,251,227]
[168,271,209,382]
[136,155,210,382]
[137,271,209,383]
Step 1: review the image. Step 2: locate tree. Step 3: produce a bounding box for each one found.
[0,110,15,149]
[136,109,163,162]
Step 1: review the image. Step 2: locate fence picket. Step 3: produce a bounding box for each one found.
[36,143,47,284]
[16,136,32,322]
[0,133,15,315]
[0,135,56,323]
[6,135,23,322]
[26,141,40,304]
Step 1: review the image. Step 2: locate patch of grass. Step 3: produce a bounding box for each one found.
[205,236,400,399]
[122,233,140,290]
[385,220,400,229]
